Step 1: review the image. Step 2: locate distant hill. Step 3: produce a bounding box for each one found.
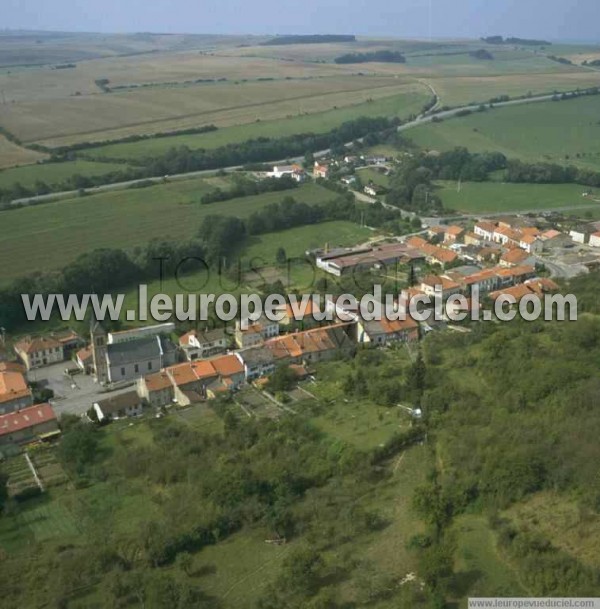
[261,34,356,46]
[482,35,551,46]
[334,50,406,64]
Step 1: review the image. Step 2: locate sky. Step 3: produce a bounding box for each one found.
[2,0,598,42]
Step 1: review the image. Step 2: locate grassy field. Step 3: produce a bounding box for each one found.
[357,166,391,188]
[0,135,47,169]
[504,491,600,569]
[425,71,600,106]
[0,179,334,282]
[0,159,128,189]
[436,180,599,213]
[82,88,428,160]
[1,76,411,146]
[308,357,414,451]
[119,220,373,320]
[410,95,600,169]
[452,515,527,601]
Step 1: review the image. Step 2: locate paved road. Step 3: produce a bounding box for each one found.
[9,89,588,208]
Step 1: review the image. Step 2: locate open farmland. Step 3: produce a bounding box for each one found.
[1,76,415,146]
[82,87,429,160]
[425,70,600,106]
[436,180,598,213]
[0,159,128,189]
[0,134,47,169]
[410,95,600,170]
[0,51,348,103]
[0,179,334,282]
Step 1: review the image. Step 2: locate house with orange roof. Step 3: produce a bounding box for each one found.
[474,221,496,241]
[166,361,218,405]
[357,317,419,346]
[443,225,465,243]
[0,371,33,415]
[0,402,59,446]
[461,268,501,294]
[425,226,446,240]
[499,248,533,268]
[495,265,536,286]
[492,225,521,247]
[420,275,462,299]
[488,283,536,303]
[422,244,458,268]
[264,324,354,366]
[313,161,330,179]
[519,233,543,254]
[210,353,246,390]
[524,277,560,294]
[405,236,428,249]
[137,370,175,408]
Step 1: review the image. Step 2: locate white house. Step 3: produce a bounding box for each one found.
[179,328,229,361]
[589,231,600,248]
[473,221,495,242]
[569,226,591,244]
[93,391,144,422]
[271,164,306,182]
[236,348,275,381]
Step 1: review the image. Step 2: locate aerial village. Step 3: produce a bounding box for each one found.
[2,152,600,452]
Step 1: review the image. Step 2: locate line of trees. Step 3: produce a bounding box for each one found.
[334,50,406,64]
[0,191,416,330]
[200,175,298,205]
[0,115,400,207]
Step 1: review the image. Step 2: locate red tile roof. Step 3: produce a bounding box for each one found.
[210,354,244,377]
[14,336,61,355]
[145,371,173,392]
[0,371,31,405]
[0,403,56,438]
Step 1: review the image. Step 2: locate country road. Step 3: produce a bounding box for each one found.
[7,88,594,208]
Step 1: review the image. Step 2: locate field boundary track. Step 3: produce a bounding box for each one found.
[23,81,417,146]
[6,88,592,208]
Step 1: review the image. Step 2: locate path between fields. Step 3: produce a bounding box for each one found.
[8,89,588,208]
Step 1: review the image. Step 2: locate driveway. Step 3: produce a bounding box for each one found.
[27,362,136,417]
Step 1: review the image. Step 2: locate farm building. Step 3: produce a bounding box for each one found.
[0,403,59,446]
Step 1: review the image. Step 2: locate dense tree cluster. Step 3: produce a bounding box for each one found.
[469,49,494,60]
[481,36,551,46]
[334,50,406,64]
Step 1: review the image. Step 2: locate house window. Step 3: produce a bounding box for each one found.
[148,362,152,371]
[121,367,125,377]
[134,364,139,374]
